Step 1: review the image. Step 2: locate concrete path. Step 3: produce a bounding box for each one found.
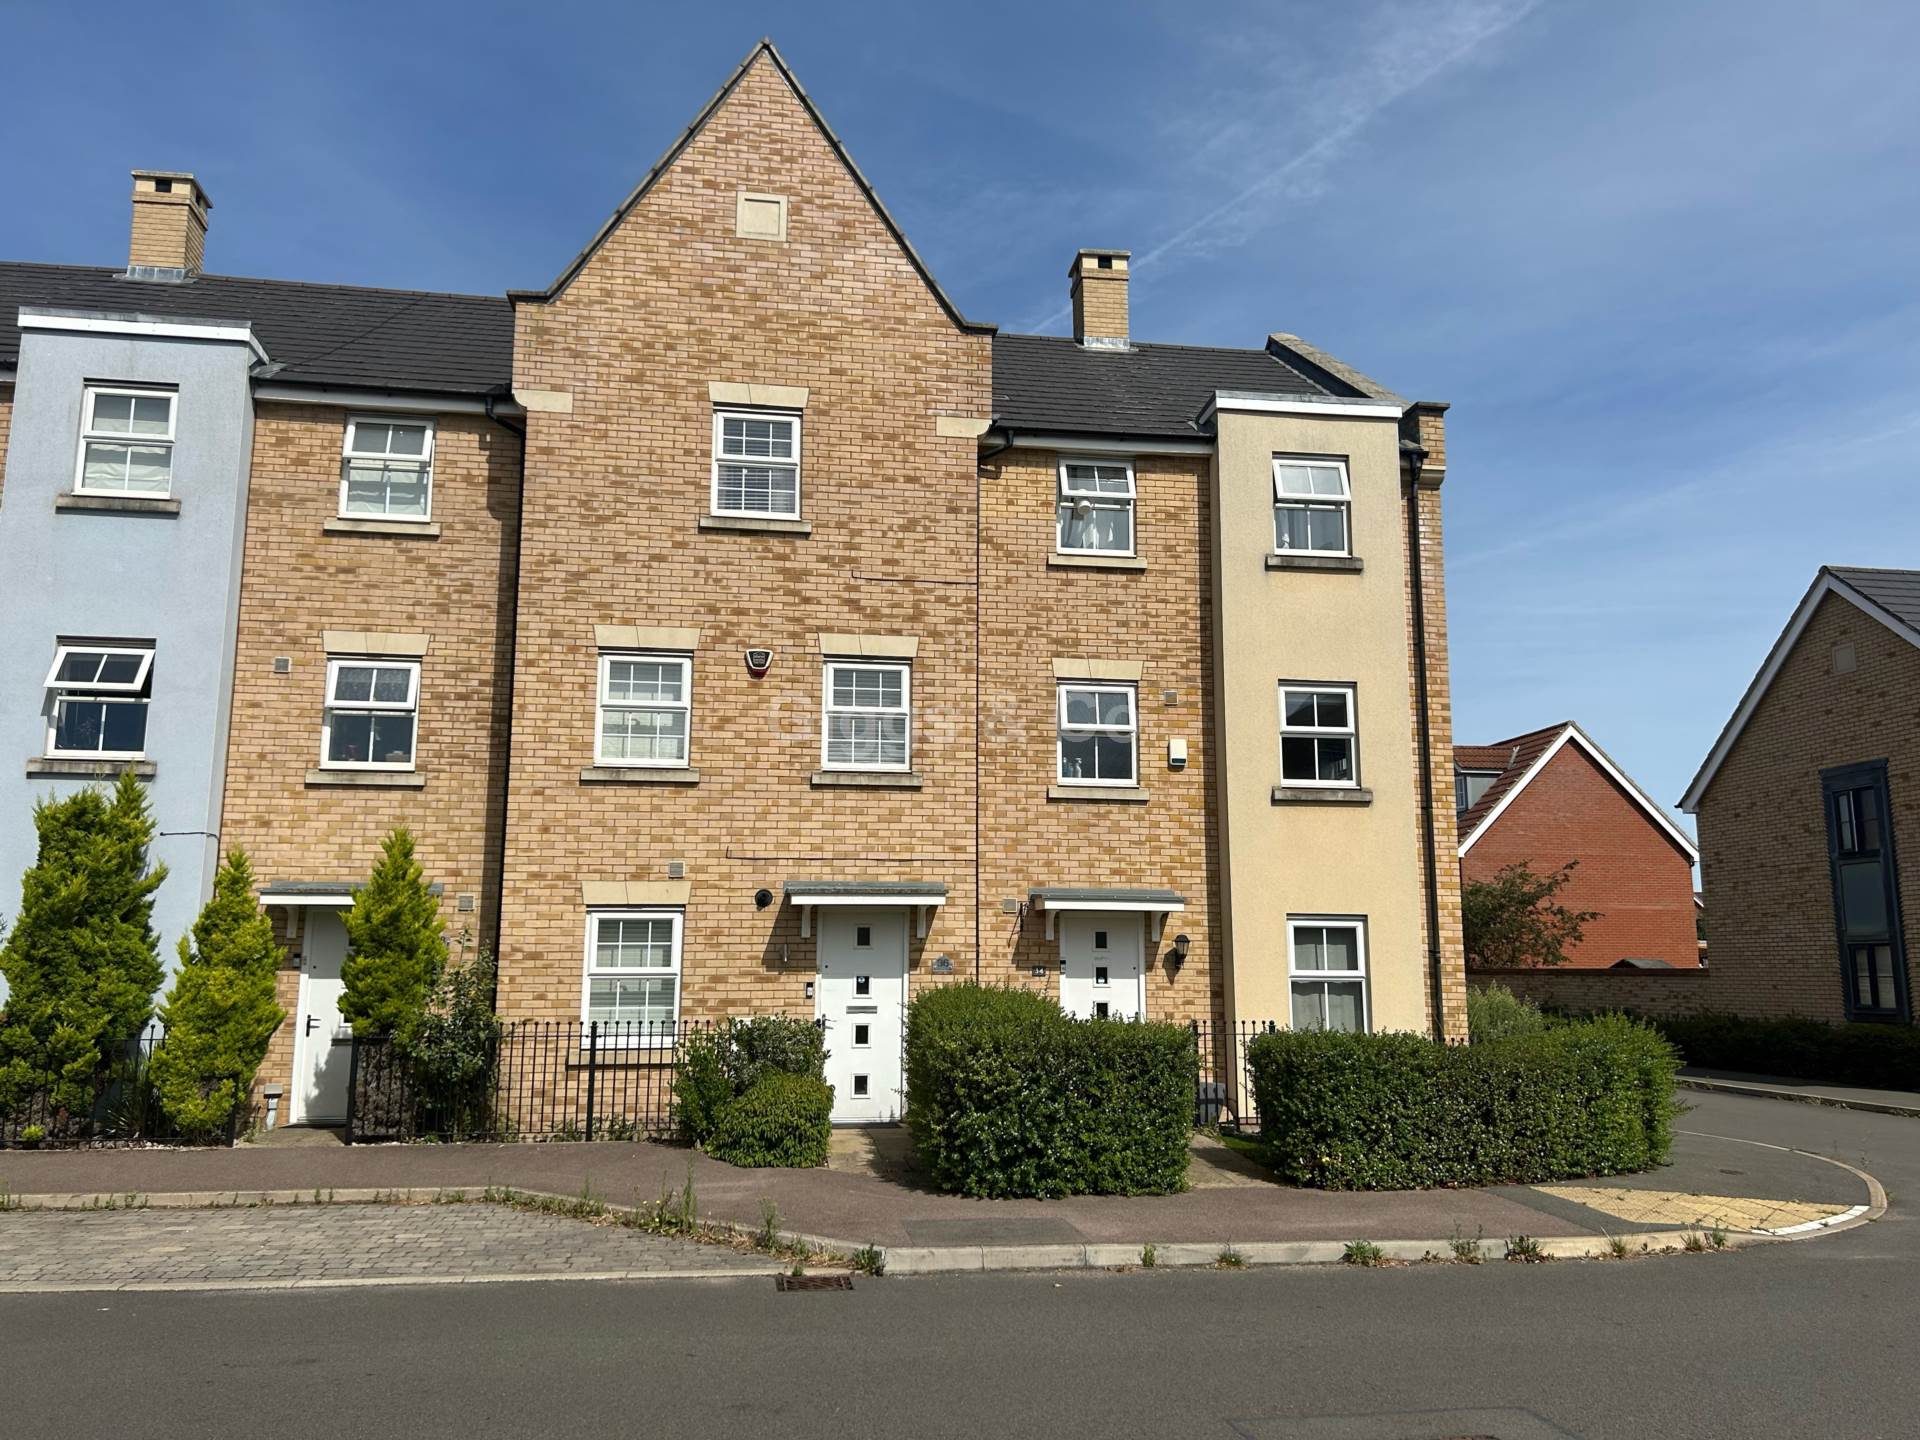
[1679,1067,1920,1117]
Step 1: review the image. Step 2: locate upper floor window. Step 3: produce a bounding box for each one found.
[76,387,175,497]
[584,909,683,1035]
[1057,682,1137,786]
[1455,769,1498,813]
[713,410,800,519]
[598,653,691,767]
[1289,919,1368,1032]
[823,661,910,771]
[45,642,153,759]
[321,658,419,770]
[1273,457,1350,556]
[1280,684,1357,787]
[1057,459,1135,555]
[341,417,434,520]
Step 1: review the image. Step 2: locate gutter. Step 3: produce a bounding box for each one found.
[1404,442,1447,1041]
[484,390,528,1003]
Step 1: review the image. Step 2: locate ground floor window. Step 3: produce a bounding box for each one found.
[583,910,682,1034]
[1288,918,1368,1032]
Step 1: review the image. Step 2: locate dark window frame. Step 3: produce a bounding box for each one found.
[1821,760,1911,1022]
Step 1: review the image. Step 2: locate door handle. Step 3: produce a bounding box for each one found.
[306,1015,320,1036]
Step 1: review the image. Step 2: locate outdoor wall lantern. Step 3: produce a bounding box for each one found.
[1170,933,1191,969]
[755,887,774,910]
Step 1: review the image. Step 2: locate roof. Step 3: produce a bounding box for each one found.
[1457,721,1698,862]
[511,39,991,336]
[0,263,511,395]
[992,333,1363,440]
[1681,566,1920,812]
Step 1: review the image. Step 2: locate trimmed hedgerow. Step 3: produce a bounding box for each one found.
[673,1015,827,1146]
[1465,982,1548,1045]
[706,1071,833,1168]
[1651,1012,1920,1092]
[1248,1016,1678,1190]
[904,983,1197,1198]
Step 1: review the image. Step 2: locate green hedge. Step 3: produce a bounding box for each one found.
[673,1016,826,1146]
[1248,1016,1678,1189]
[1465,982,1548,1044]
[1651,1012,1920,1092]
[706,1072,833,1168]
[903,983,1197,1198]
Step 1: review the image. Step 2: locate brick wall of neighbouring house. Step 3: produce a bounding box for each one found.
[1404,405,1469,1041]
[0,384,12,504]
[1469,968,1713,1018]
[1695,592,1920,1023]
[220,403,521,950]
[979,448,1222,1027]
[498,51,992,1023]
[1463,740,1700,968]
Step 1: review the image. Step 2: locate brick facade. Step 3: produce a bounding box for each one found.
[1694,592,1920,1022]
[1469,968,1713,1018]
[1463,740,1699,969]
[0,384,11,502]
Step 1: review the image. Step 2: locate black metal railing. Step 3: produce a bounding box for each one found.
[346,1019,716,1144]
[0,1032,242,1148]
[1190,1019,1276,1133]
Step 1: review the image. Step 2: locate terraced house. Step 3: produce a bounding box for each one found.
[0,40,1465,1127]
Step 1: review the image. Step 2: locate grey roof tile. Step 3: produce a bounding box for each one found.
[1830,566,1920,630]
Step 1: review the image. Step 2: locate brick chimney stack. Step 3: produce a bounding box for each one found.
[1069,249,1130,349]
[128,170,212,277]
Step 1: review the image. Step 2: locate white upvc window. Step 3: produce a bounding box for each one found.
[44,642,154,759]
[341,416,434,520]
[1279,684,1357,787]
[712,409,801,519]
[597,652,691,767]
[1057,682,1137,786]
[1057,458,1136,556]
[822,660,910,771]
[75,387,176,496]
[583,909,683,1035]
[1288,918,1369,1033]
[321,658,420,770]
[1273,457,1351,556]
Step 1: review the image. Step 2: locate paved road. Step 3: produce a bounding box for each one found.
[0,1091,1912,1439]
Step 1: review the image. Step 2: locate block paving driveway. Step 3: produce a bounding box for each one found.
[0,1201,779,1292]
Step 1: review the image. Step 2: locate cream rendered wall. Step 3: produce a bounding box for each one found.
[1209,409,1430,1035]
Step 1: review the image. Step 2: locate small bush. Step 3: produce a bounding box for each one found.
[1248,1015,1677,1189]
[1650,1012,1920,1092]
[1466,983,1548,1045]
[903,983,1197,1199]
[674,1015,826,1146]
[706,1072,832,1168]
[1343,1239,1385,1266]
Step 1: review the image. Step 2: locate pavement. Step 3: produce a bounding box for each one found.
[1678,1066,1920,1117]
[0,1094,1914,1440]
[0,1102,1881,1286]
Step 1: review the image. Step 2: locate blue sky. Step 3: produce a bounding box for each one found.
[6,0,1917,828]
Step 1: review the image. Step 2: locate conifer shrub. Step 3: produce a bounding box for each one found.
[338,828,447,1043]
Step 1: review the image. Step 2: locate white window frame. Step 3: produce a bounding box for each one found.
[581,909,684,1042]
[319,657,421,772]
[1287,917,1370,1033]
[339,414,435,522]
[595,651,692,768]
[711,408,802,520]
[1279,683,1359,789]
[44,643,155,760]
[1056,456,1137,557]
[821,660,912,772]
[1056,681,1139,787]
[1272,456,1352,557]
[73,386,176,498]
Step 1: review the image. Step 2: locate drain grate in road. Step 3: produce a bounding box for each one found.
[775,1272,855,1292]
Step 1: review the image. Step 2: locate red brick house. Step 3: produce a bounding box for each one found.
[1457,722,1700,969]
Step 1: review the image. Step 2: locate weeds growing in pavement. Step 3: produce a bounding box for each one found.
[1707,1225,1729,1250]
[1215,1245,1246,1269]
[0,1184,18,1213]
[1682,1230,1707,1253]
[1343,1240,1385,1267]
[850,1246,886,1277]
[1505,1234,1548,1263]
[1140,1242,1157,1269]
[757,1198,782,1252]
[1605,1232,1630,1259]
[1448,1225,1483,1263]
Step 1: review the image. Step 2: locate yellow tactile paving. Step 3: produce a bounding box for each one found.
[1534,1186,1851,1233]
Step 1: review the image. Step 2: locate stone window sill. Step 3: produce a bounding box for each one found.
[699,514,812,537]
[56,493,181,517]
[580,765,700,785]
[1266,554,1363,573]
[811,769,924,790]
[1048,784,1149,804]
[27,757,157,779]
[1048,553,1147,572]
[323,517,442,539]
[305,768,427,789]
[1271,785,1373,806]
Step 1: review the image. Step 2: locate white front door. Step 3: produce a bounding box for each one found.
[292,909,353,1125]
[816,909,907,1123]
[1059,913,1145,1020]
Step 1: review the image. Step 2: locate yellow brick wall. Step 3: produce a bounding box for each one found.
[498,51,991,1023]
[0,384,12,505]
[220,403,521,949]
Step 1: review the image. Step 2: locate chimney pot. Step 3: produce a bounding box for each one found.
[128,170,211,278]
[1069,248,1130,349]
